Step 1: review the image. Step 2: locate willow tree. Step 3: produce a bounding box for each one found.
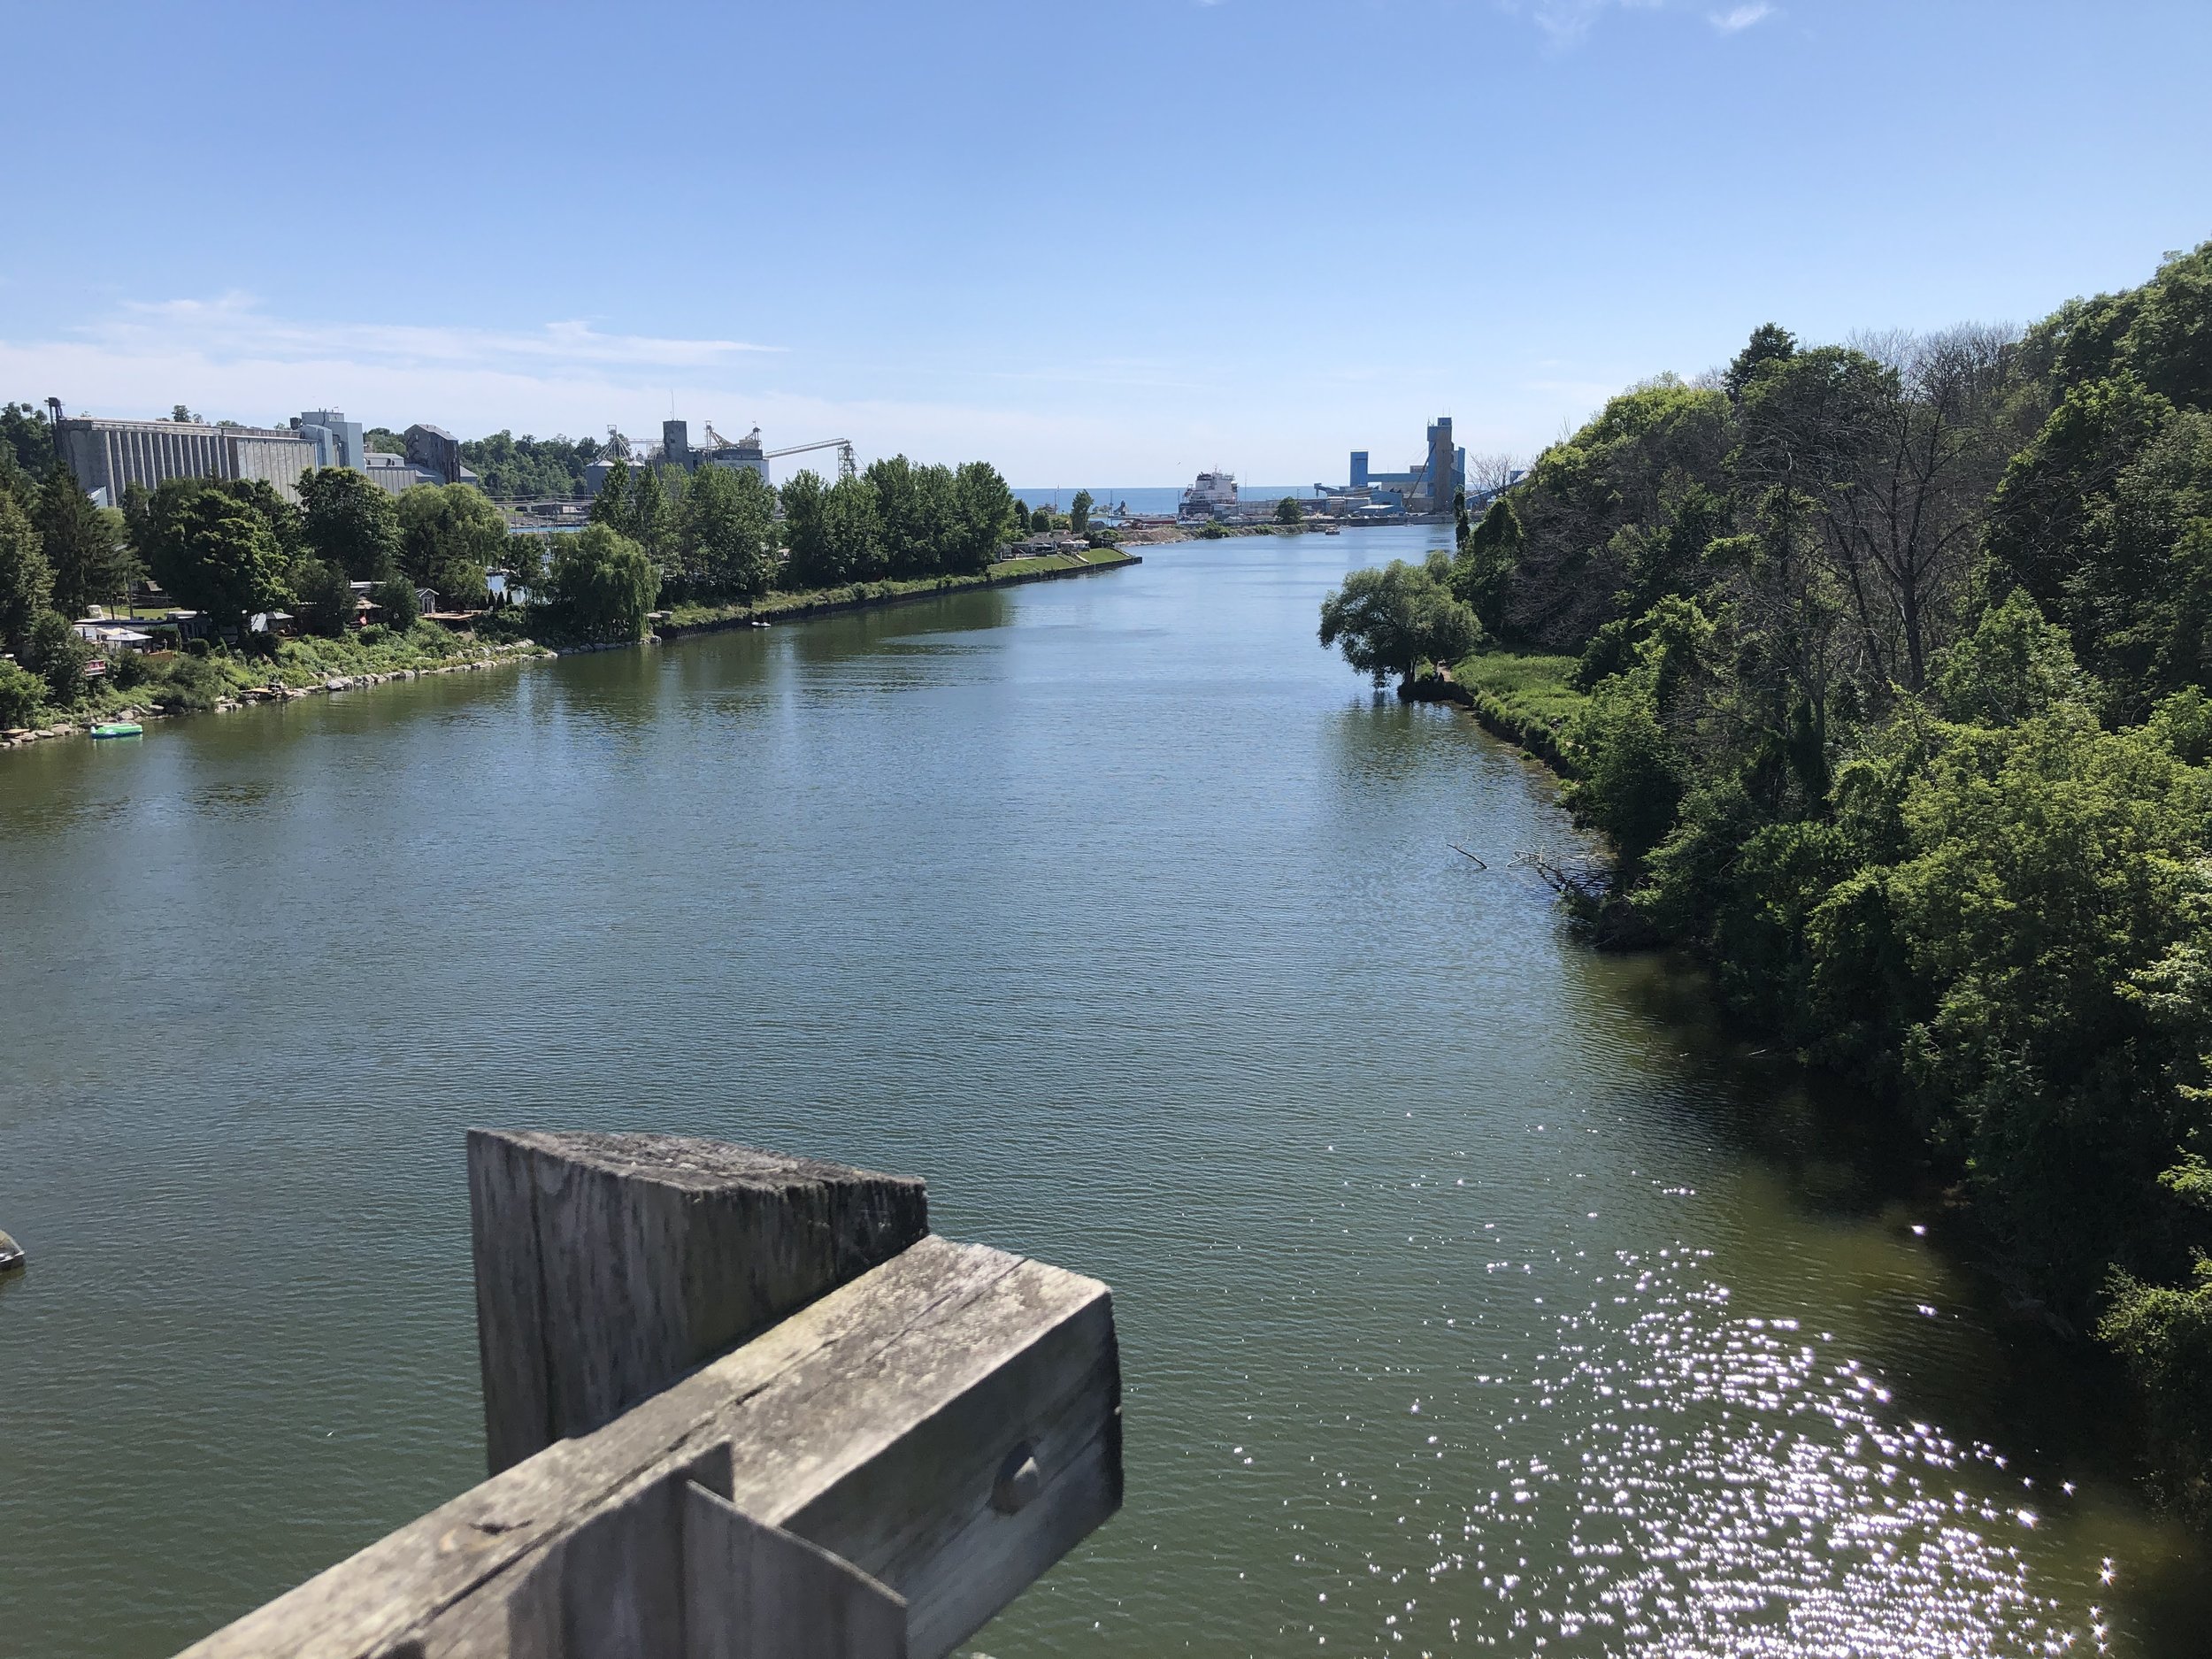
[1318,552,1481,688]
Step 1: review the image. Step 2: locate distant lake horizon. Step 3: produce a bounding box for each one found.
[1012,484,1325,517]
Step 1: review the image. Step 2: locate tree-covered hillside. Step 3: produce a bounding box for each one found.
[1334,242,2212,1523]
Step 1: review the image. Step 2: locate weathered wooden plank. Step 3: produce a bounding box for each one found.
[734,1260,1123,1658]
[502,1452,726,1659]
[685,1482,906,1659]
[469,1130,928,1473]
[180,1237,1119,1659]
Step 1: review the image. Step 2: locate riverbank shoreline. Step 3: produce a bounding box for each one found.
[2,549,1146,753]
[1402,651,1587,778]
[1,641,554,751]
[657,548,1142,640]
[1421,651,2172,1421]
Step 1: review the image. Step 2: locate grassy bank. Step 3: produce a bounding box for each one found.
[9,550,1141,745]
[8,624,549,738]
[1448,650,1587,775]
[660,548,1141,634]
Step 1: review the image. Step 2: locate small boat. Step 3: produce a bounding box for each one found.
[89,722,143,740]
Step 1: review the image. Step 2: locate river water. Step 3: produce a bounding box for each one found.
[1,528,2205,1658]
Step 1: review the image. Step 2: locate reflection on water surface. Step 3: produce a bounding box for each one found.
[0,530,2203,1658]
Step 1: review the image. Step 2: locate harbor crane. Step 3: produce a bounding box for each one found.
[763,435,857,480]
[608,423,859,481]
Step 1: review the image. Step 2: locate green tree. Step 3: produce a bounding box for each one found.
[2061,410,2212,714]
[128,476,302,577]
[293,557,357,638]
[1274,495,1302,526]
[863,455,966,577]
[1451,495,1524,636]
[822,473,884,580]
[1317,553,1482,689]
[503,533,547,596]
[0,488,54,653]
[2101,1258,2212,1525]
[1742,331,2019,693]
[780,471,831,587]
[548,524,657,642]
[395,484,503,606]
[1565,671,1686,868]
[680,464,777,599]
[2116,242,2212,411]
[589,456,635,539]
[909,463,960,570]
[1504,375,1733,650]
[1071,490,1094,536]
[1985,373,2171,614]
[865,455,926,574]
[630,465,677,578]
[372,576,422,630]
[299,466,402,580]
[170,403,200,424]
[0,657,42,726]
[1,401,54,475]
[1029,506,1053,534]
[25,610,89,704]
[1932,588,2089,726]
[1881,715,2212,1302]
[782,470,882,588]
[141,488,289,634]
[1724,322,1799,399]
[949,462,1018,573]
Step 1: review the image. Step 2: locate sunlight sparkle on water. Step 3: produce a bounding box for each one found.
[1297,1251,2095,1656]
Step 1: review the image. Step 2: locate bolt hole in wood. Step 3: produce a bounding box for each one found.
[175,1131,1123,1659]
[992,1445,1044,1516]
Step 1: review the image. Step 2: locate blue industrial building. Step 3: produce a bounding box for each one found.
[1320,417,1464,515]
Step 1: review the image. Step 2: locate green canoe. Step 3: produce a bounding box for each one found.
[89,722,143,740]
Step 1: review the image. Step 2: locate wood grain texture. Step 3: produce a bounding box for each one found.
[179,1236,1120,1659]
[469,1130,928,1473]
[685,1481,907,1659]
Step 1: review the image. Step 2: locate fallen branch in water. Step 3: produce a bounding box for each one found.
[1512,849,1609,902]
[1448,843,1487,869]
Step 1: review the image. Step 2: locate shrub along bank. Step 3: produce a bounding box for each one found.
[2,624,548,736]
[1320,240,2212,1526]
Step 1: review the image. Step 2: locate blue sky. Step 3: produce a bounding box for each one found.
[4,1,2208,484]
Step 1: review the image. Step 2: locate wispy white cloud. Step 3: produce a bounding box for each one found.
[89,292,777,374]
[1501,0,1661,47]
[0,293,1618,482]
[1504,0,1775,47]
[1709,3,1774,33]
[0,295,1164,478]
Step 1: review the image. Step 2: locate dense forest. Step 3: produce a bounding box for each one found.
[1334,241,2212,1521]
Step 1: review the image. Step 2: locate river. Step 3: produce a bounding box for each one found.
[1,527,2205,1658]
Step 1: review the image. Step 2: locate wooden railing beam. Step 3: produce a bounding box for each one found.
[177,1136,1121,1659]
